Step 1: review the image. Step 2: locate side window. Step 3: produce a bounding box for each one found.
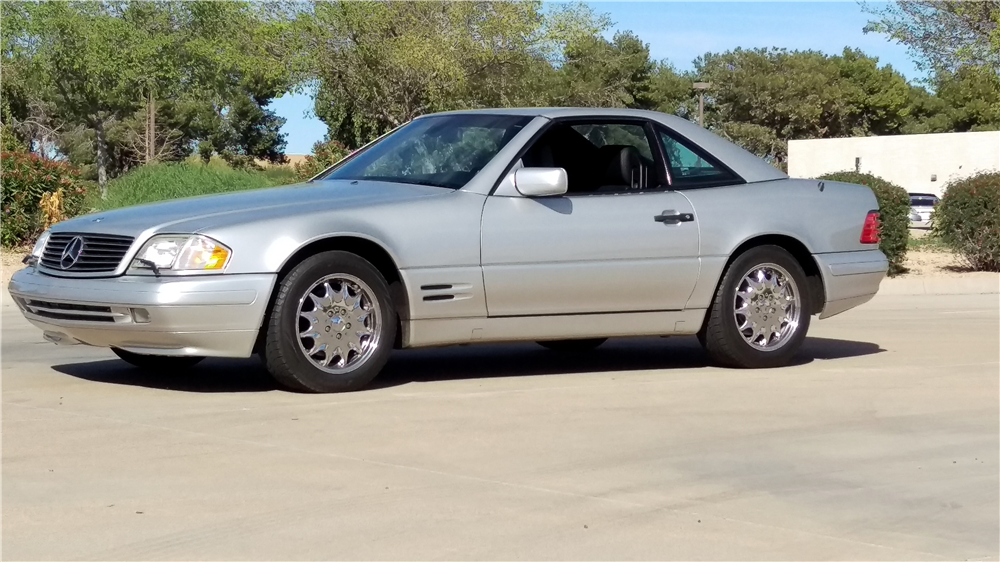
[658,130,737,187]
[570,124,654,161]
[521,122,664,195]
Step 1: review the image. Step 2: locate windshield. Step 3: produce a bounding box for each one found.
[319,114,532,189]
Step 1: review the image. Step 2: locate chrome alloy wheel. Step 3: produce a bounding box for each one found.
[732,263,801,351]
[296,274,380,374]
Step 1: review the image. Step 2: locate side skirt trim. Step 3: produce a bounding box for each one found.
[404,309,707,348]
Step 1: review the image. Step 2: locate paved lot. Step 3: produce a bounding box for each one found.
[2,292,998,561]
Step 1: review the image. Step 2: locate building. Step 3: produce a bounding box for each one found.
[787,131,1000,196]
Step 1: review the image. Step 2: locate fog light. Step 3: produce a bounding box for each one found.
[130,308,151,324]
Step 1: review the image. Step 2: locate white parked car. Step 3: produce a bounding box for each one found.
[908,193,939,227]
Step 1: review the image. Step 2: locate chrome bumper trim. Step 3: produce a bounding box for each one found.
[8,267,277,357]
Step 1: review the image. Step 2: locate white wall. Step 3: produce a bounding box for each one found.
[788,131,1000,196]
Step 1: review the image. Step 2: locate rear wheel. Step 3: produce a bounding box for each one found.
[537,338,607,352]
[112,348,204,371]
[263,251,396,393]
[698,245,810,368]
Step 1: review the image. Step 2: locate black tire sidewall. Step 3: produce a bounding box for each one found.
[715,246,811,367]
[268,251,396,393]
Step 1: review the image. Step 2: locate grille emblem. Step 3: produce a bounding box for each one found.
[60,236,85,269]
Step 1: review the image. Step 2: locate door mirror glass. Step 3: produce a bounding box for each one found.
[514,168,568,197]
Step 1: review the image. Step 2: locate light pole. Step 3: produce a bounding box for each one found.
[693,82,711,127]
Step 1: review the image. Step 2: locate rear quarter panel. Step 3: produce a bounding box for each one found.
[682,178,879,309]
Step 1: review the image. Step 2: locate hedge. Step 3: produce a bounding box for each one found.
[818,171,910,276]
[934,171,1000,271]
[1,150,89,248]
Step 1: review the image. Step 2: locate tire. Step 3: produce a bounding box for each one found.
[698,245,811,368]
[537,338,607,352]
[263,251,396,393]
[112,348,204,371]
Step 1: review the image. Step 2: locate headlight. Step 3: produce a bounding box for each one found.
[23,230,51,267]
[31,230,51,258]
[128,235,231,274]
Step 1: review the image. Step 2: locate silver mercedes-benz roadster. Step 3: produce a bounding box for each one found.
[9,108,888,392]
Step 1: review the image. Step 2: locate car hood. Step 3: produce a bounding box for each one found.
[50,180,450,238]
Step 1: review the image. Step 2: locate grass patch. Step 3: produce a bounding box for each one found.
[259,165,299,185]
[908,231,950,252]
[87,162,298,211]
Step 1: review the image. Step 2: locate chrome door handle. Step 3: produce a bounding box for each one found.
[654,210,695,224]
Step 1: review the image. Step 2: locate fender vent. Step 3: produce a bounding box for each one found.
[420,282,473,303]
[420,284,453,291]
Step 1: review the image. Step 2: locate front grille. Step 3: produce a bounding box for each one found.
[16,298,121,323]
[40,233,134,273]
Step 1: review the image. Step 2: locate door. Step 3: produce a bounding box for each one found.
[480,120,701,317]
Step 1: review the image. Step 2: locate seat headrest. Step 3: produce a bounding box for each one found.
[597,145,642,187]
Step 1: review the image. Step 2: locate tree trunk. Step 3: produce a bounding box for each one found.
[145,92,152,163]
[95,117,109,198]
[150,94,155,161]
[146,90,156,163]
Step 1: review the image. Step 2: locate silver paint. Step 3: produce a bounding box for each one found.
[9,108,886,357]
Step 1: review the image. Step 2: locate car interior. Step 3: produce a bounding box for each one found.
[521,123,661,194]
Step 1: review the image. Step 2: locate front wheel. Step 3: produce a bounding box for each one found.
[698,245,810,368]
[112,348,204,371]
[263,251,396,393]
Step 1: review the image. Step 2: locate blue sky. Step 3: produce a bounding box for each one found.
[272,1,919,155]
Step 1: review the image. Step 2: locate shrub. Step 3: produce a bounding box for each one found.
[818,171,910,276]
[1,125,25,153]
[294,139,351,180]
[1,150,88,248]
[933,172,1000,271]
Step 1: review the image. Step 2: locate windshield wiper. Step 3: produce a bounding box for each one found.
[135,258,162,277]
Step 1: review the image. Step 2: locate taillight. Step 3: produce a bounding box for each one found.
[860,211,880,244]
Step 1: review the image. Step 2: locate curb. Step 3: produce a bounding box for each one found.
[878,274,1000,296]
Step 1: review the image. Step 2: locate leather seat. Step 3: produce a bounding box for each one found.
[595,145,644,192]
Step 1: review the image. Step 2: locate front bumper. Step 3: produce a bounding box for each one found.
[814,249,888,319]
[8,267,276,357]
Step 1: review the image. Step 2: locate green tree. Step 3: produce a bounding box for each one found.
[693,48,914,164]
[306,1,610,148]
[0,2,33,138]
[934,67,1000,131]
[863,1,1000,74]
[648,62,694,117]
[24,1,171,195]
[204,79,289,169]
[6,1,298,192]
[553,31,656,108]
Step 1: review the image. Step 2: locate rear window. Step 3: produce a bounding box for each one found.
[910,195,939,206]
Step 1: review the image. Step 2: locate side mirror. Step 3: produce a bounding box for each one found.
[514,168,568,197]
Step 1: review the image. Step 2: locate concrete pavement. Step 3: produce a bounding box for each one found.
[2,293,998,560]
